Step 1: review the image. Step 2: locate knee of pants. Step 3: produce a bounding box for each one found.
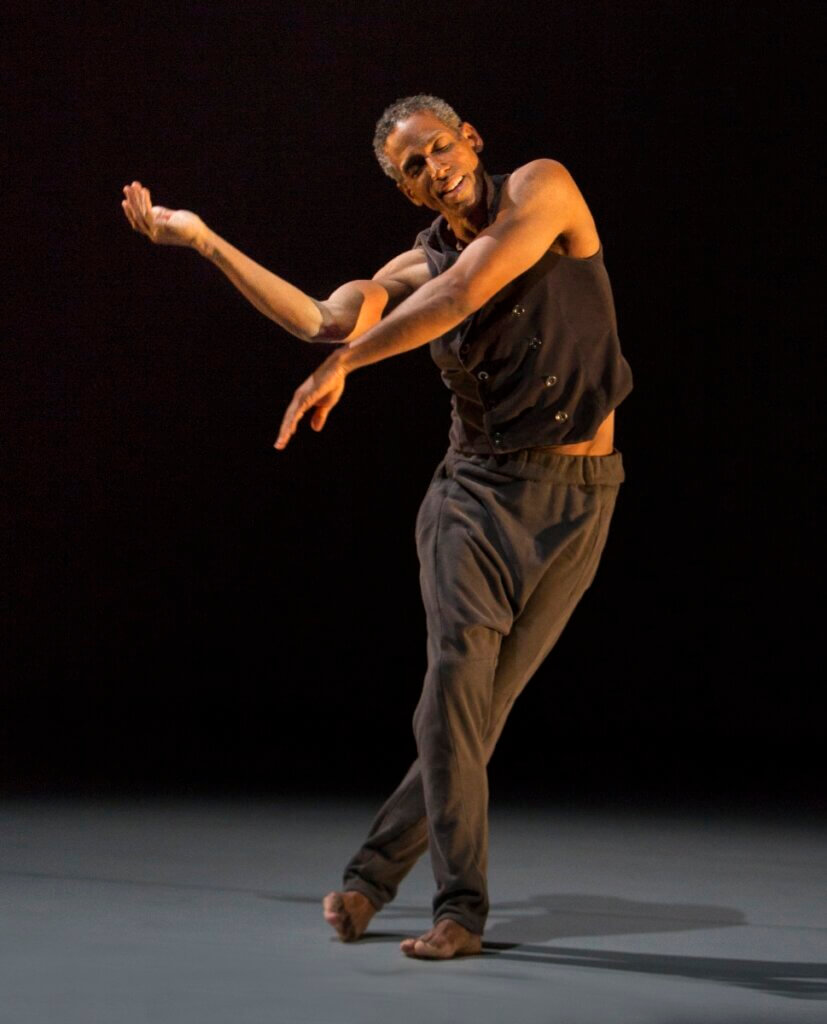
[413,652,498,750]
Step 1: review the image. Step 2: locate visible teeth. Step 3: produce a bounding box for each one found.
[443,175,463,194]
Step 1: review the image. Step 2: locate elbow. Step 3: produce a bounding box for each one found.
[305,299,346,344]
[307,281,389,344]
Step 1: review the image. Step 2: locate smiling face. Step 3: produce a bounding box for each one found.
[383,111,486,218]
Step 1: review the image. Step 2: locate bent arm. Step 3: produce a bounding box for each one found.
[196,231,430,342]
[122,181,428,343]
[339,161,590,372]
[316,248,431,340]
[194,226,332,341]
[275,161,594,448]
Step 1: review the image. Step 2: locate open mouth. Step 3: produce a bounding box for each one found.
[440,174,465,197]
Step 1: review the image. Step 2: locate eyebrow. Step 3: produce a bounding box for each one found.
[401,132,448,177]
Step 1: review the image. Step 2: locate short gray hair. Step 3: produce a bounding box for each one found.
[373,94,462,180]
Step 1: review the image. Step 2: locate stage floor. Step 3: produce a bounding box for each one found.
[2,797,825,1023]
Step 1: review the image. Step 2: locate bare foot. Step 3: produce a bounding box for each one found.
[400,918,482,960]
[323,890,376,942]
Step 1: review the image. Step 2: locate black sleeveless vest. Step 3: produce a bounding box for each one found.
[414,173,633,453]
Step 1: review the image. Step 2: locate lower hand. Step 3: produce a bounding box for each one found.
[275,351,348,450]
[121,181,205,248]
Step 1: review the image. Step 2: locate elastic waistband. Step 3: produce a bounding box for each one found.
[446,446,625,485]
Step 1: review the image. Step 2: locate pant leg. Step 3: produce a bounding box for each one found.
[411,456,512,934]
[344,449,624,931]
[343,459,509,919]
[341,758,429,910]
[485,469,620,753]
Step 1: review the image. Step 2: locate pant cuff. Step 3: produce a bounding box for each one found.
[342,877,385,912]
[434,911,485,936]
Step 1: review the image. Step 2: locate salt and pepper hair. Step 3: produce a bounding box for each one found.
[373,94,463,180]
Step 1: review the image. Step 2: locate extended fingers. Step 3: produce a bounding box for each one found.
[121,198,139,230]
[122,182,140,230]
[310,388,339,431]
[122,181,155,236]
[275,363,345,449]
[275,390,311,450]
[137,184,155,234]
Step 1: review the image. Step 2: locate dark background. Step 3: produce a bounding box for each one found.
[2,2,821,807]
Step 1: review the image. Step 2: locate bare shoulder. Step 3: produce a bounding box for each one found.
[506,159,580,206]
[501,159,598,257]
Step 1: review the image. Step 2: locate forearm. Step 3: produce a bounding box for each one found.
[274,273,472,449]
[339,274,471,372]
[194,227,325,341]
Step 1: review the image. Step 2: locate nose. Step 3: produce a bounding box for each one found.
[425,154,448,179]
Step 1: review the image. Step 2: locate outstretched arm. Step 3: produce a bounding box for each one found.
[121,181,428,343]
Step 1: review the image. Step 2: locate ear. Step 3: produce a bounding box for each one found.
[460,121,484,154]
[395,180,423,206]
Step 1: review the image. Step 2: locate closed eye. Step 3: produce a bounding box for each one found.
[404,139,452,177]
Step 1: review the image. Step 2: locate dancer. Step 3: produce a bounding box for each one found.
[122,94,632,960]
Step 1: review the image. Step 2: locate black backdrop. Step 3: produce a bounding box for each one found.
[2,2,821,806]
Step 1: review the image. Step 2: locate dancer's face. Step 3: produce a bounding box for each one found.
[384,111,485,217]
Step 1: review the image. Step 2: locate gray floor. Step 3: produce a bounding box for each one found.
[1,798,825,1024]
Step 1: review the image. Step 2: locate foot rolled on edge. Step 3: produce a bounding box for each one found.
[323,890,376,942]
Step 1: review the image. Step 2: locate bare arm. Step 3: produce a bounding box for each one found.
[121,181,429,343]
[276,160,593,447]
[341,160,596,370]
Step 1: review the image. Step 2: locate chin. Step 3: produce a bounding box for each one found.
[438,175,477,211]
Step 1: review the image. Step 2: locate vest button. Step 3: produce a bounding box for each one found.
[477,370,489,381]
[543,375,558,387]
[511,304,525,317]
[493,432,504,445]
[529,336,543,350]
[554,410,569,423]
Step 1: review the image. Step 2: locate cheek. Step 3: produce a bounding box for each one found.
[403,184,425,207]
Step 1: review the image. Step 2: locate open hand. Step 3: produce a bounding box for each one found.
[275,352,348,450]
[121,181,205,248]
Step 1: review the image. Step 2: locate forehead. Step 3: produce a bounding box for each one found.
[384,111,457,170]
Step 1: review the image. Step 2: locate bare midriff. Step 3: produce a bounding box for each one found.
[533,410,615,456]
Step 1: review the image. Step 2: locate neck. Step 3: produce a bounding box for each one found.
[445,170,494,244]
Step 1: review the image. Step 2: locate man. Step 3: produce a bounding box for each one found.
[122,94,632,960]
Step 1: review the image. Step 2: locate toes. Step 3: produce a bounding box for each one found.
[323,892,343,914]
[400,934,443,959]
[400,923,482,959]
[323,894,352,940]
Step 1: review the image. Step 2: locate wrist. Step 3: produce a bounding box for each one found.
[332,344,354,376]
[192,225,216,258]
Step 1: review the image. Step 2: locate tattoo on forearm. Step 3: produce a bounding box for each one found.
[210,247,227,269]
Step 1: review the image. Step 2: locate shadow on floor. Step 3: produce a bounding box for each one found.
[8,872,824,1000]
[365,893,827,1000]
[479,942,827,1000]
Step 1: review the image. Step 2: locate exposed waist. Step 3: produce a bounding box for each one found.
[527,410,615,457]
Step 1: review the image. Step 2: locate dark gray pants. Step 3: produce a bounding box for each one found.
[343,446,625,935]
